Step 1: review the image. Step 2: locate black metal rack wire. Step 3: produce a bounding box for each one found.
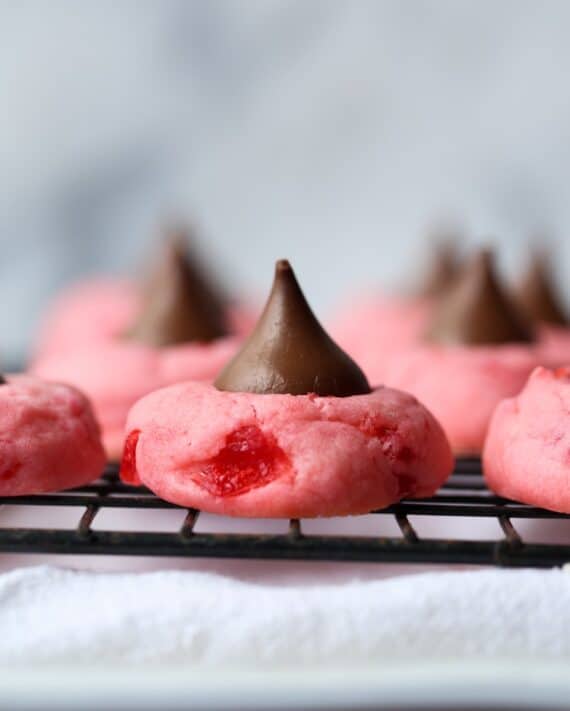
[0,458,569,568]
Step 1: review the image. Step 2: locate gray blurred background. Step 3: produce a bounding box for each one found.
[2,0,570,362]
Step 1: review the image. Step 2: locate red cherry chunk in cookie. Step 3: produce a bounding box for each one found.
[193,425,287,497]
[120,429,141,485]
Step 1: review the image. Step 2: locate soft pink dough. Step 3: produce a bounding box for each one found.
[33,339,240,460]
[122,382,453,518]
[536,324,570,368]
[382,345,539,454]
[34,278,138,359]
[0,375,106,495]
[329,294,433,386]
[34,278,257,359]
[483,366,570,512]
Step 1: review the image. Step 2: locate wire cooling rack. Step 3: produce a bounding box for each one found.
[0,458,569,568]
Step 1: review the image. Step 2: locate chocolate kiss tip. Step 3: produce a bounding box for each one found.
[126,229,229,347]
[516,254,568,326]
[425,249,534,346]
[215,260,371,397]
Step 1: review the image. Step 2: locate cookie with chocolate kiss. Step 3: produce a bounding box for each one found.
[119,259,453,517]
[33,222,253,361]
[384,249,539,454]
[215,260,370,397]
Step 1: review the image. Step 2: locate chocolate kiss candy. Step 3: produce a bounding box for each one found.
[419,241,461,298]
[126,230,229,346]
[515,253,568,326]
[0,374,5,385]
[215,260,371,396]
[425,250,534,346]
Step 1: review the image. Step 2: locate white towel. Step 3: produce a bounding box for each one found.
[1,565,570,666]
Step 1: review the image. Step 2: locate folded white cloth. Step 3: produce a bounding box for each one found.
[1,565,570,666]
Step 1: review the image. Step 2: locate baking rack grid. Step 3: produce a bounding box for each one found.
[0,458,569,568]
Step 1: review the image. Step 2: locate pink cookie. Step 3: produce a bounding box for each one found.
[483,366,570,512]
[34,278,138,359]
[34,278,256,360]
[383,345,539,454]
[120,381,453,518]
[329,294,433,386]
[0,375,105,495]
[33,338,239,460]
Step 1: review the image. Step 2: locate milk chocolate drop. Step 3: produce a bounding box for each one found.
[215,260,371,396]
[425,250,534,346]
[419,241,461,298]
[515,253,567,326]
[126,228,229,346]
